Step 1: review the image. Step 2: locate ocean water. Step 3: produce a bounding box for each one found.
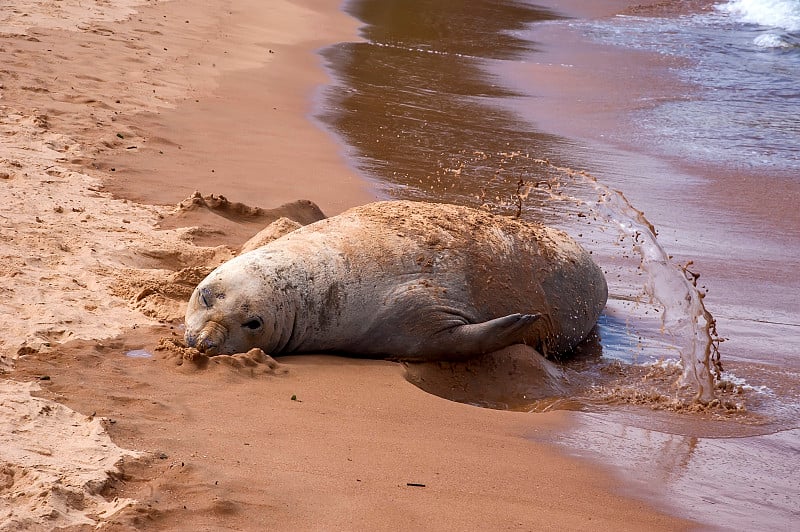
[568,0,800,172]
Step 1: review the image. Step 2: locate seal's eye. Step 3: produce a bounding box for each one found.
[199,288,213,308]
[242,317,263,330]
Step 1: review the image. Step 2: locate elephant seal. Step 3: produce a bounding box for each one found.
[184,201,607,360]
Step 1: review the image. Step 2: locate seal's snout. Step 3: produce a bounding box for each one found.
[191,321,229,355]
[184,332,197,348]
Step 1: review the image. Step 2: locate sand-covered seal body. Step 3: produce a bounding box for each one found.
[184,201,607,360]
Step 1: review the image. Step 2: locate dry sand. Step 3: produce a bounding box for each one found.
[1,0,692,529]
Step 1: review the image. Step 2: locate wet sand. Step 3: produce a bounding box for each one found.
[0,0,695,529]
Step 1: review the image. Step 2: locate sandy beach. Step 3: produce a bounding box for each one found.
[0,0,700,530]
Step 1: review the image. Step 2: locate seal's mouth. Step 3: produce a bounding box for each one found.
[187,320,229,355]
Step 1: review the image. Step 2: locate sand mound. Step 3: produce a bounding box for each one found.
[404,344,569,410]
[0,380,140,530]
[104,204,321,323]
[160,193,327,248]
[172,192,325,224]
[240,217,303,254]
[156,338,288,377]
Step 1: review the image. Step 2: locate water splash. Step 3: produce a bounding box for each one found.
[526,159,722,403]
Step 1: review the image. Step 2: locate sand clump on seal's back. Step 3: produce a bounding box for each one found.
[184,201,608,361]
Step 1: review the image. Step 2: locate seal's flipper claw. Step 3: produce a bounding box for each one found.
[425,312,542,360]
[482,312,542,348]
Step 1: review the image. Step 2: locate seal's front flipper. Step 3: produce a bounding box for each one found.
[428,313,542,360]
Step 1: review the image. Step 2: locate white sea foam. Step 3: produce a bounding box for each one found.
[753,32,793,46]
[717,0,800,32]
[569,4,800,170]
[719,371,774,395]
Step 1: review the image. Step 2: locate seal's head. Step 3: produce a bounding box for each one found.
[184,277,272,355]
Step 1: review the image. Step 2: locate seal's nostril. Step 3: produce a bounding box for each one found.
[193,322,227,355]
[200,338,219,355]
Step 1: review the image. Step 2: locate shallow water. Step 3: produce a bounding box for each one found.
[551,414,800,530]
[318,0,799,527]
[317,0,566,211]
[570,0,800,172]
